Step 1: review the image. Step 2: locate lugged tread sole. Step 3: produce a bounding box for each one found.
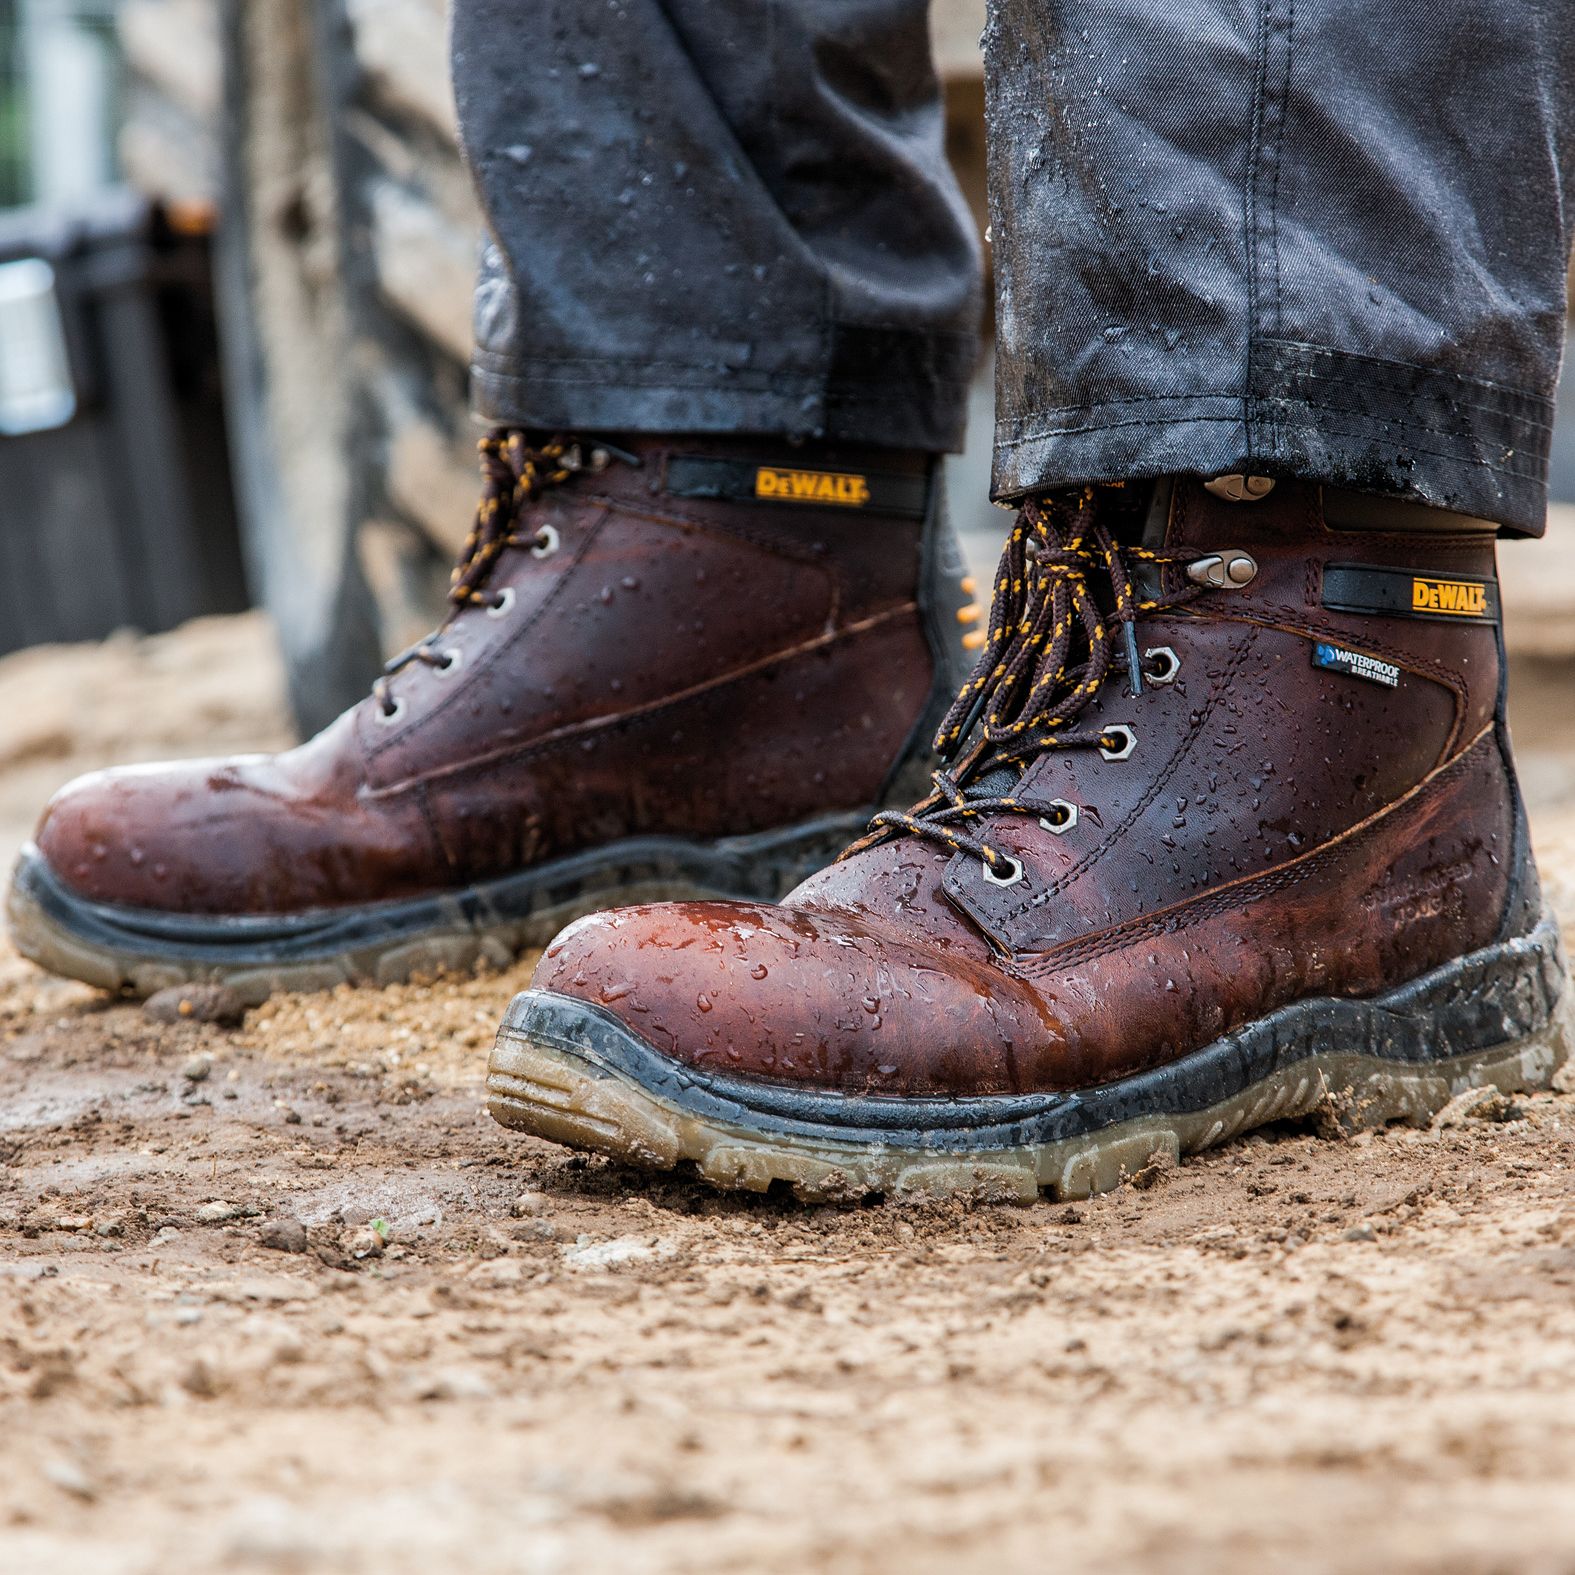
[485,910,1572,1204]
[3,812,867,1003]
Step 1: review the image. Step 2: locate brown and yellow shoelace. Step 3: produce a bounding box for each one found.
[372,431,585,718]
[856,485,1199,880]
[448,431,580,608]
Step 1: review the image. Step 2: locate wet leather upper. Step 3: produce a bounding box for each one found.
[533,479,1530,1098]
[32,437,944,915]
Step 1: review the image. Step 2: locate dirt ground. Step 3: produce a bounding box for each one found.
[3,612,1575,1574]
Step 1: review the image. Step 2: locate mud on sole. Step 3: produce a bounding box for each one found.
[486,910,1572,1203]
[3,814,867,1003]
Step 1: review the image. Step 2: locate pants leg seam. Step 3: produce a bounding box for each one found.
[1243,0,1272,462]
[1255,337,1553,406]
[1246,0,1296,468]
[1253,359,1554,430]
[1274,0,1295,341]
[995,413,1253,447]
[995,401,1545,483]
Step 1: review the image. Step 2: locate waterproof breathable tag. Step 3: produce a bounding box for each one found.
[1311,640,1401,688]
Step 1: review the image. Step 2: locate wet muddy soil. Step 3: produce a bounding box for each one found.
[2,615,1575,1573]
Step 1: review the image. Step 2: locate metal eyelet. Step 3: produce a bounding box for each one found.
[1099,725,1137,762]
[1143,646,1180,685]
[982,855,1025,888]
[375,696,406,727]
[486,586,516,619]
[1186,550,1257,589]
[530,523,561,559]
[1203,474,1275,503]
[1039,801,1080,835]
[435,647,464,678]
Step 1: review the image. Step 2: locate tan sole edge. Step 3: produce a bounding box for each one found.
[4,876,719,1004]
[485,998,1574,1204]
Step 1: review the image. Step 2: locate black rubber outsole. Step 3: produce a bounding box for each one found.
[486,908,1571,1202]
[3,812,869,1002]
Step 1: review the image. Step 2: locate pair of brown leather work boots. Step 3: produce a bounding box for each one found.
[7,434,1568,1201]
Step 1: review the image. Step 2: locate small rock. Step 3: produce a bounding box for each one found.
[179,1358,222,1398]
[562,1235,657,1270]
[52,1215,92,1233]
[1552,1060,1575,1095]
[180,1054,214,1083]
[411,1365,494,1402]
[28,1359,76,1400]
[258,1217,308,1254]
[266,1334,307,1367]
[1434,1085,1523,1129]
[1342,1223,1377,1242]
[345,1226,385,1260]
[196,1200,241,1224]
[153,1225,182,1244]
[1129,1146,1176,1191]
[510,1191,549,1217]
[42,1457,95,1501]
[94,1217,124,1239]
[145,985,246,1028]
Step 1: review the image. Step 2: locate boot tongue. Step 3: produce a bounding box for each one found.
[966,761,1025,799]
[938,480,1159,809]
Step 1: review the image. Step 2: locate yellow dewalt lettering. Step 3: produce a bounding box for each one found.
[754,467,872,508]
[1412,577,1487,616]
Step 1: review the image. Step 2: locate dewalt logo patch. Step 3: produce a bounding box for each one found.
[664,454,931,519]
[1411,577,1488,617]
[1322,563,1499,625]
[754,467,872,508]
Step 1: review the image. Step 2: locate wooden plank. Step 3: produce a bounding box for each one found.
[344,0,457,137]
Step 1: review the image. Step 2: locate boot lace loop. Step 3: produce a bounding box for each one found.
[859,486,1197,880]
[370,431,585,719]
[449,431,578,608]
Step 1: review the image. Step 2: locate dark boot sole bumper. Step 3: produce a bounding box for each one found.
[3,813,869,1002]
[486,909,1572,1202]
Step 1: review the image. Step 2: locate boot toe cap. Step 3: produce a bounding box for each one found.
[532,900,1068,1097]
[29,736,438,916]
[33,758,279,912]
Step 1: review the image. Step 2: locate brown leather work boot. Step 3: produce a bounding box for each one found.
[487,476,1571,1201]
[6,433,970,999]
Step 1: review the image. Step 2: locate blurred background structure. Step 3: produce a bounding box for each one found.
[1,0,119,210]
[0,0,1571,748]
[0,0,994,736]
[0,0,245,663]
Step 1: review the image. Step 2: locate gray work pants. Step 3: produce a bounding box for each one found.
[451,0,1575,534]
